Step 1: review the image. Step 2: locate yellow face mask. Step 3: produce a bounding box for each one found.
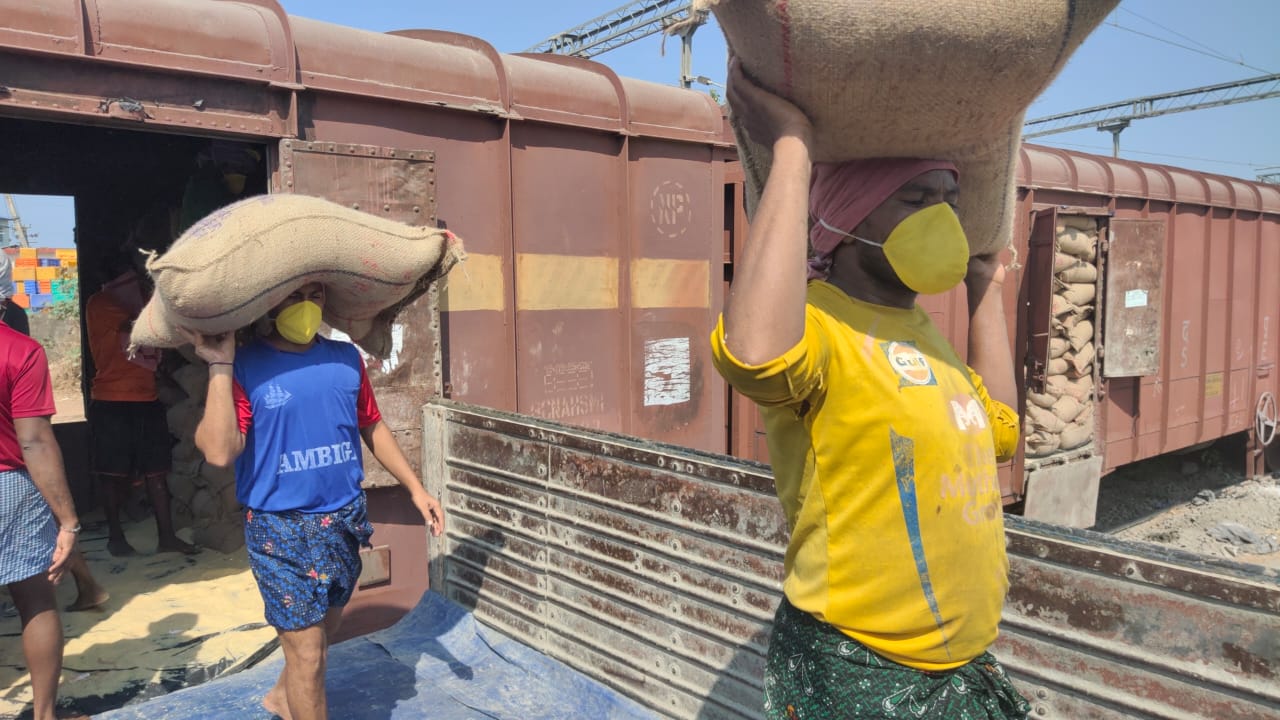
[224,173,247,195]
[819,202,970,295]
[275,300,323,345]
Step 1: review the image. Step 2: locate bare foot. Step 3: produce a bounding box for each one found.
[66,585,111,612]
[157,537,201,555]
[263,685,292,720]
[108,537,138,557]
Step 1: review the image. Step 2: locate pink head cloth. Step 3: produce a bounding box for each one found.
[807,158,959,280]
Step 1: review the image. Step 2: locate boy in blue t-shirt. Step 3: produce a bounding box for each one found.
[185,281,445,720]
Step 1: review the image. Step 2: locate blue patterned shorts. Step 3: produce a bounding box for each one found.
[243,494,374,631]
[0,468,58,585]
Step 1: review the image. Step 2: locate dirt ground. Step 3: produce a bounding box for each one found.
[1093,447,1280,568]
[0,513,272,719]
[26,311,86,422]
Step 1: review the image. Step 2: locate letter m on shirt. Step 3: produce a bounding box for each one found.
[950,398,988,431]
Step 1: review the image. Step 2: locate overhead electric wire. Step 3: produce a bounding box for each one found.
[1117,7,1242,65]
[1105,22,1273,75]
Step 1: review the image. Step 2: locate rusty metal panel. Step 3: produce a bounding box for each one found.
[1228,218,1262,434]
[86,0,294,84]
[505,54,625,132]
[0,49,292,135]
[425,402,783,719]
[274,139,442,488]
[1021,456,1102,528]
[627,139,724,454]
[1102,219,1165,377]
[998,518,1280,720]
[0,0,294,136]
[297,99,518,415]
[510,124,628,433]
[1169,209,1209,384]
[1255,219,1280,458]
[294,22,508,113]
[0,0,84,55]
[1020,144,1280,216]
[425,401,1280,719]
[621,76,731,146]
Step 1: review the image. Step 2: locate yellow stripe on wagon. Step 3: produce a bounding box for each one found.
[631,258,710,309]
[516,253,620,311]
[441,254,712,312]
[440,253,506,312]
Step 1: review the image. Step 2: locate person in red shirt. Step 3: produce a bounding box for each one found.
[85,246,196,557]
[1,321,84,720]
[1,307,108,613]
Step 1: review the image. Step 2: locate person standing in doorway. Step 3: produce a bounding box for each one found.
[85,241,196,557]
[186,281,445,720]
[0,253,30,336]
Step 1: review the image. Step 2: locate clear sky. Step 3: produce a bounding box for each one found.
[6,0,1277,248]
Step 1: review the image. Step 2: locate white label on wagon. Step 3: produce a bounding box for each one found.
[1124,289,1148,308]
[644,337,691,407]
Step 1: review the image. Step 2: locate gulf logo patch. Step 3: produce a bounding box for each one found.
[881,341,936,387]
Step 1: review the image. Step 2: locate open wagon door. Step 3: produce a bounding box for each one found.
[1021,210,1108,528]
[1023,208,1058,394]
[271,139,443,488]
[1102,218,1165,378]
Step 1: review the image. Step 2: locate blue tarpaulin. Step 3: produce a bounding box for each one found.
[96,592,659,719]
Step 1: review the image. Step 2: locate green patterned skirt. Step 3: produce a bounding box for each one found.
[764,598,1031,720]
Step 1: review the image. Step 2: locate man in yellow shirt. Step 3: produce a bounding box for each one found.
[711,60,1029,718]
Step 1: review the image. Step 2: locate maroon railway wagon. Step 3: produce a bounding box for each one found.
[4,0,1280,532]
[3,3,1278,717]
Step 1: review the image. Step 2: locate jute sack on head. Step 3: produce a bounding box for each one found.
[130,194,465,359]
[699,0,1118,255]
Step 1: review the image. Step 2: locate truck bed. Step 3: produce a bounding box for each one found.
[94,590,657,719]
[97,401,1280,719]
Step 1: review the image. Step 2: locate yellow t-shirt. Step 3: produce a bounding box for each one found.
[710,281,1019,671]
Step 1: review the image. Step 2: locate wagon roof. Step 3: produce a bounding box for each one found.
[0,0,729,145]
[1020,144,1280,215]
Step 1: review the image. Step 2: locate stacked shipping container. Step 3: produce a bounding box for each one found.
[3,246,77,309]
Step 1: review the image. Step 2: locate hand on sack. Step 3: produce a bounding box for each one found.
[967,248,1008,303]
[726,55,813,150]
[178,327,237,366]
[966,250,1008,290]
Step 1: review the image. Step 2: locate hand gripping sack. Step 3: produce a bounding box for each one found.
[700,0,1118,255]
[130,194,465,358]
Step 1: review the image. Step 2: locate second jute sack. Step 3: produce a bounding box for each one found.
[697,0,1119,255]
[130,193,465,359]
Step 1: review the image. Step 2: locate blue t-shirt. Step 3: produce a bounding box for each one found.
[233,337,377,513]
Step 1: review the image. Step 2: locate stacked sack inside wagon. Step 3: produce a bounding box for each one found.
[157,354,248,551]
[1024,216,1099,458]
[129,194,465,549]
